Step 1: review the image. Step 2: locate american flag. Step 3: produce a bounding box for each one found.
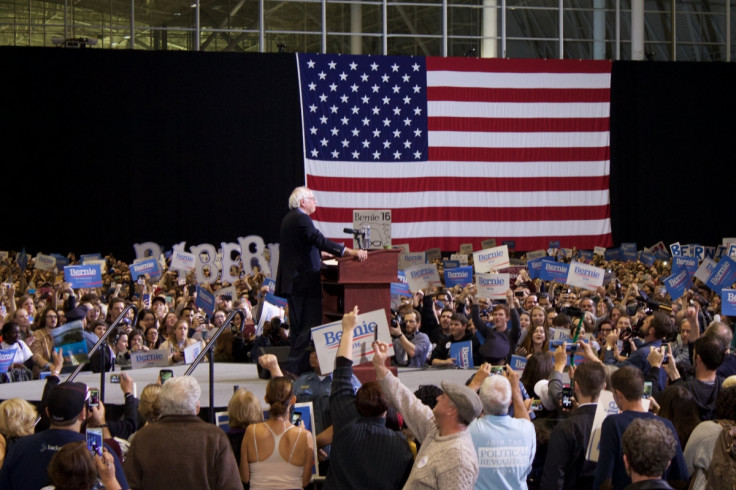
[296,53,612,252]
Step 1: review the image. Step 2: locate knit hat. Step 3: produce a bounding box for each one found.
[47,382,88,423]
[440,381,482,423]
[477,329,510,364]
[65,305,89,322]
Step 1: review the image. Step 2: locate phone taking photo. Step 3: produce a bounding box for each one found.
[561,385,574,409]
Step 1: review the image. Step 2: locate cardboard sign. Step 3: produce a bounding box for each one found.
[256,293,287,337]
[694,258,717,283]
[566,262,605,291]
[473,245,510,273]
[450,340,473,369]
[481,239,497,249]
[671,256,698,279]
[50,321,89,366]
[621,243,637,262]
[399,252,426,270]
[311,309,392,375]
[476,273,510,300]
[183,341,203,364]
[705,255,736,293]
[35,253,57,272]
[510,354,527,372]
[459,243,474,254]
[404,263,442,292]
[64,264,103,288]
[528,256,554,279]
[526,249,547,261]
[450,254,469,266]
[353,210,392,249]
[195,286,216,316]
[425,248,442,264]
[131,348,170,369]
[586,390,649,462]
[664,269,691,301]
[444,266,473,288]
[171,249,196,272]
[593,246,606,257]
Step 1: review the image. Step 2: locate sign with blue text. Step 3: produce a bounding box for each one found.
[64,264,102,288]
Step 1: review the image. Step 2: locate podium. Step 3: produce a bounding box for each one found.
[321,248,399,326]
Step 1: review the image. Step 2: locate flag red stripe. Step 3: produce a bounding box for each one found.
[429,146,610,162]
[429,117,610,132]
[313,205,611,223]
[426,57,613,74]
[307,175,610,193]
[427,87,611,103]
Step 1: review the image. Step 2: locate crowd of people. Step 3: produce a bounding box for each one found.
[0,247,734,489]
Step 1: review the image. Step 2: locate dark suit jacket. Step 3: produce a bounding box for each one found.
[275,208,344,298]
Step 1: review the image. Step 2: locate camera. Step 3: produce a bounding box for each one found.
[490,366,506,375]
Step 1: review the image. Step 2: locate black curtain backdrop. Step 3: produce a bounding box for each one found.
[2,47,734,262]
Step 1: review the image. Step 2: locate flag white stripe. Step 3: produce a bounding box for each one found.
[312,190,610,208]
[428,130,610,148]
[305,159,609,178]
[427,71,611,89]
[427,101,610,119]
[316,219,612,238]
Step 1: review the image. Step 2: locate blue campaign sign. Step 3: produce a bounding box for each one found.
[129,258,162,280]
[671,256,698,279]
[705,256,736,294]
[51,254,70,267]
[510,355,527,371]
[195,286,216,316]
[17,249,28,271]
[264,292,288,308]
[64,264,103,288]
[578,250,594,261]
[443,259,460,270]
[621,243,638,262]
[549,240,561,249]
[539,261,570,283]
[640,251,656,267]
[390,282,412,297]
[722,289,736,316]
[527,256,554,279]
[664,269,691,301]
[397,270,407,283]
[604,248,621,261]
[444,266,473,288]
[449,340,473,369]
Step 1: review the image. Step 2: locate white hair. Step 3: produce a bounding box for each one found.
[479,375,512,415]
[288,186,312,209]
[158,376,201,416]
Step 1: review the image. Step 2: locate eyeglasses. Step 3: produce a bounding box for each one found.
[46,314,58,319]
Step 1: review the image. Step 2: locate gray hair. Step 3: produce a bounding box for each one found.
[158,376,201,416]
[479,375,512,415]
[288,186,312,209]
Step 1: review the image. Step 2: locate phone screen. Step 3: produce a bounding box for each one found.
[561,386,574,409]
[88,389,100,407]
[86,427,103,456]
[160,370,173,384]
[291,410,302,425]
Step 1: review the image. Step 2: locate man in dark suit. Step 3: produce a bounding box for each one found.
[276,186,367,374]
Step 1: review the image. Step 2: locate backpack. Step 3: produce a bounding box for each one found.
[703,419,736,490]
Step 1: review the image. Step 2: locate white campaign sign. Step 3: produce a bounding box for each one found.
[566,261,605,291]
[311,309,393,375]
[473,245,510,273]
[403,263,441,292]
[475,273,510,300]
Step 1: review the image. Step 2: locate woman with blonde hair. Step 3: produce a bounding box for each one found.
[0,398,38,468]
[227,388,263,469]
[240,377,313,489]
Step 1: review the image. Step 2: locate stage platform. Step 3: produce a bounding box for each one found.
[0,363,476,410]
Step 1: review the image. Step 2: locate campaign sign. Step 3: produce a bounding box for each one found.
[527,256,554,280]
[171,249,196,272]
[549,240,561,249]
[578,250,594,262]
[183,341,203,364]
[722,289,736,316]
[262,277,276,293]
[130,258,162,281]
[476,273,510,300]
[404,263,441,292]
[706,255,736,294]
[443,259,460,270]
[539,261,570,283]
[35,253,57,272]
[621,243,638,262]
[399,252,426,270]
[80,253,102,261]
[694,258,717,284]
[510,354,527,372]
[586,390,622,462]
[459,243,474,255]
[593,246,606,257]
[444,266,473,288]
[640,251,656,267]
[255,293,287,337]
[425,248,442,264]
[481,238,497,249]
[50,321,89,366]
[51,253,70,267]
[195,286,216,316]
[473,245,510,273]
[566,262,604,291]
[671,256,698,279]
[0,349,14,372]
[390,282,411,297]
[397,269,407,284]
[526,249,547,261]
[131,348,170,369]
[664,269,691,301]
[17,249,28,271]
[450,254,469,266]
[311,309,392,375]
[604,248,621,261]
[64,264,102,288]
[450,340,473,369]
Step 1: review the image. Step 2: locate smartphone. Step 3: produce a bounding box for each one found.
[110,374,121,384]
[661,344,670,364]
[643,381,653,399]
[88,388,100,407]
[530,399,544,411]
[490,366,506,375]
[291,410,302,425]
[515,291,525,297]
[561,386,574,409]
[159,369,173,384]
[86,427,103,456]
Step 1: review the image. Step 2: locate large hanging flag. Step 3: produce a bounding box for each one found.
[296,54,612,251]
